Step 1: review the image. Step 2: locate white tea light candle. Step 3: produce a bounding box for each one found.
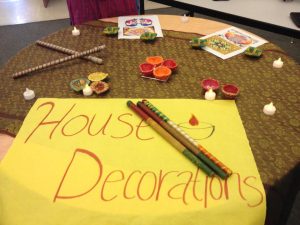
[23,88,35,100]
[181,14,189,23]
[263,102,276,115]
[204,88,216,101]
[83,84,93,96]
[273,58,283,68]
[72,27,80,36]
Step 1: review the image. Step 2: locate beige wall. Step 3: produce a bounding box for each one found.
[145,0,169,10]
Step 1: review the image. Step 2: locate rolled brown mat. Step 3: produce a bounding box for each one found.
[36,40,103,64]
[12,45,106,79]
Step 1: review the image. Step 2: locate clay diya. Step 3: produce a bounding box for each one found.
[139,63,155,77]
[200,78,220,91]
[244,46,263,57]
[88,72,109,81]
[190,38,207,49]
[70,78,90,92]
[221,84,240,99]
[140,32,157,41]
[153,66,172,81]
[90,81,109,94]
[162,59,177,71]
[146,56,164,66]
[103,26,119,35]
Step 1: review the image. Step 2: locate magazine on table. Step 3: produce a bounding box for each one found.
[118,15,163,39]
[200,27,267,59]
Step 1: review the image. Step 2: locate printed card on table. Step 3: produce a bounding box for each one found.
[201,27,267,59]
[118,15,163,39]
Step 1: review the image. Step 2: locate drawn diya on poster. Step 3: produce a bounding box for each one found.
[178,114,215,140]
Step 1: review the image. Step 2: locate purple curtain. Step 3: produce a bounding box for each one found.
[67,0,138,25]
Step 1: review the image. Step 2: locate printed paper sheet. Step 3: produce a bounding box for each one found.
[118,15,163,39]
[201,27,267,59]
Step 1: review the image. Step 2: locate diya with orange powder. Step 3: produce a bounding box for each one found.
[153,66,172,81]
[146,56,164,66]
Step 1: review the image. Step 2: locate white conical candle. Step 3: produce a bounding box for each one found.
[204,88,216,101]
[263,102,276,115]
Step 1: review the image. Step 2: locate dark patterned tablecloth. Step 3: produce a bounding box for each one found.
[0,20,299,225]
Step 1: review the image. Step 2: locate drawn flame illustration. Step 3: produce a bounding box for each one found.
[189,114,199,126]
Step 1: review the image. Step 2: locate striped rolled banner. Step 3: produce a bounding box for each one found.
[12,45,106,79]
[36,40,103,64]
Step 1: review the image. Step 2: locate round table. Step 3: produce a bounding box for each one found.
[0,15,299,225]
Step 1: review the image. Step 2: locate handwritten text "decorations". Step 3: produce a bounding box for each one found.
[53,148,264,208]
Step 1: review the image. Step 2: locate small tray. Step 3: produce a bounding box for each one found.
[70,78,90,92]
[141,74,170,82]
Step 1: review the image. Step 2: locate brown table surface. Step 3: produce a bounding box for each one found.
[0,15,299,225]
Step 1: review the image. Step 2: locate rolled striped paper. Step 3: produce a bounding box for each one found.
[12,45,106,79]
[137,101,227,179]
[36,40,103,64]
[142,99,233,177]
[127,100,215,177]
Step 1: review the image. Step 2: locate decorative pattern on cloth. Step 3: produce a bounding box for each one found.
[0,20,299,224]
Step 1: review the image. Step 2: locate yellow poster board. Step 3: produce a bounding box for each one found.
[0,98,266,225]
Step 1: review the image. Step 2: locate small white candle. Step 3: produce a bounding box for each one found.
[83,84,93,96]
[273,58,283,68]
[204,88,216,101]
[263,102,276,115]
[72,26,80,36]
[23,88,35,100]
[181,14,189,23]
